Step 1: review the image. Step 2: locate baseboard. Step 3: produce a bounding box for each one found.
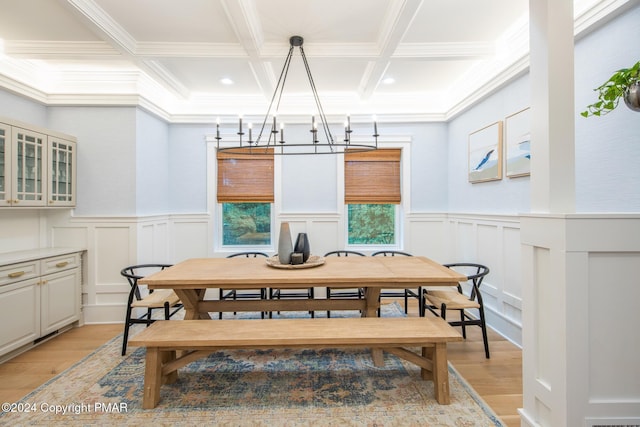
[0,323,76,364]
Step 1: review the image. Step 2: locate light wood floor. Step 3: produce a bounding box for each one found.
[0,303,522,426]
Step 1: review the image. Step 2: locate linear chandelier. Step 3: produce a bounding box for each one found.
[216,35,379,155]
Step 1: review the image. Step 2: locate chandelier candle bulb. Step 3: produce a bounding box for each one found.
[312,117,318,143]
[344,120,349,142]
[248,123,252,142]
[280,123,285,143]
[238,116,243,133]
[216,117,220,139]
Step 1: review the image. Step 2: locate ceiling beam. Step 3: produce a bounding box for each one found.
[359,0,424,100]
[220,0,274,99]
[59,0,191,99]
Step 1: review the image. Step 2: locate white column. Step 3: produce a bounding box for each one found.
[521,0,576,425]
[522,2,640,426]
[529,0,575,214]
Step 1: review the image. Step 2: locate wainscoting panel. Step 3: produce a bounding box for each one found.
[405,214,449,262]
[171,214,211,261]
[50,216,181,323]
[95,226,133,287]
[36,211,526,343]
[587,251,640,401]
[520,214,640,426]
[280,214,342,257]
[447,214,523,346]
[138,220,170,263]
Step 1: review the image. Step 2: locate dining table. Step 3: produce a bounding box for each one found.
[139,255,468,320]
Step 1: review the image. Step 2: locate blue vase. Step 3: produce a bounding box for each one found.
[294,233,311,262]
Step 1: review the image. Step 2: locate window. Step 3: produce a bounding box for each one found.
[345,148,401,246]
[217,148,274,246]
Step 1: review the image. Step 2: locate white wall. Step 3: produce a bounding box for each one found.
[47,107,138,216]
[135,109,170,215]
[574,3,640,213]
[168,124,210,213]
[0,90,47,126]
[387,122,450,212]
[447,74,531,214]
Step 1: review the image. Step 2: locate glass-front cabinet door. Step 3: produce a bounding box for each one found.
[0,118,77,209]
[0,123,11,205]
[48,137,76,206]
[12,127,46,207]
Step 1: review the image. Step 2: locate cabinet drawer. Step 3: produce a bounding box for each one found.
[0,261,40,287]
[41,253,80,275]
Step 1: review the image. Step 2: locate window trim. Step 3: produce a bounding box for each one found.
[207,135,410,254]
[208,137,280,255]
[341,138,411,252]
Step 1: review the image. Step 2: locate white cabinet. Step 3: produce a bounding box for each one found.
[0,250,82,357]
[48,135,76,207]
[0,117,77,208]
[0,122,11,204]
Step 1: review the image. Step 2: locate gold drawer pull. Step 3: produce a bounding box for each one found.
[56,261,69,268]
[8,271,26,278]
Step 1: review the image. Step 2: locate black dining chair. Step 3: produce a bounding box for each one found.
[269,249,316,318]
[421,263,491,358]
[371,250,423,316]
[219,252,269,319]
[120,264,182,355]
[324,250,366,317]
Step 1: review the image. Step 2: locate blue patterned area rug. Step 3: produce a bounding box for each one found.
[1,303,504,426]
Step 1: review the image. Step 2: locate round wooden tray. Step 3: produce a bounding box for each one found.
[266,255,325,269]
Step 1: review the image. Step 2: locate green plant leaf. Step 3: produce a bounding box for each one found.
[582,60,640,117]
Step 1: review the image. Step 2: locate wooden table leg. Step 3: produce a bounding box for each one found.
[431,342,450,404]
[421,346,433,381]
[174,289,211,319]
[163,350,178,384]
[362,287,381,318]
[362,287,384,364]
[370,347,385,367]
[142,347,163,409]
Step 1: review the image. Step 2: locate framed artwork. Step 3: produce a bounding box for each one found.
[505,107,531,178]
[468,121,503,183]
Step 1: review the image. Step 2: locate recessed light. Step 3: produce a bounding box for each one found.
[220,77,234,85]
[382,77,395,85]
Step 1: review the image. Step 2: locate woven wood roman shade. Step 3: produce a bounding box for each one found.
[345,148,401,204]
[217,148,274,203]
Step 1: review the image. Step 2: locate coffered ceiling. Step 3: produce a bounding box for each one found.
[0,0,623,122]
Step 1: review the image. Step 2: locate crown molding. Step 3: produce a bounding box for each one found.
[4,41,120,59]
[393,42,494,59]
[574,0,636,37]
[258,42,380,59]
[445,54,530,120]
[65,0,137,55]
[0,0,632,124]
[135,42,245,58]
[141,60,191,99]
[0,73,48,105]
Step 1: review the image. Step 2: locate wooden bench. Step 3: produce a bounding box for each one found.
[129,317,463,409]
